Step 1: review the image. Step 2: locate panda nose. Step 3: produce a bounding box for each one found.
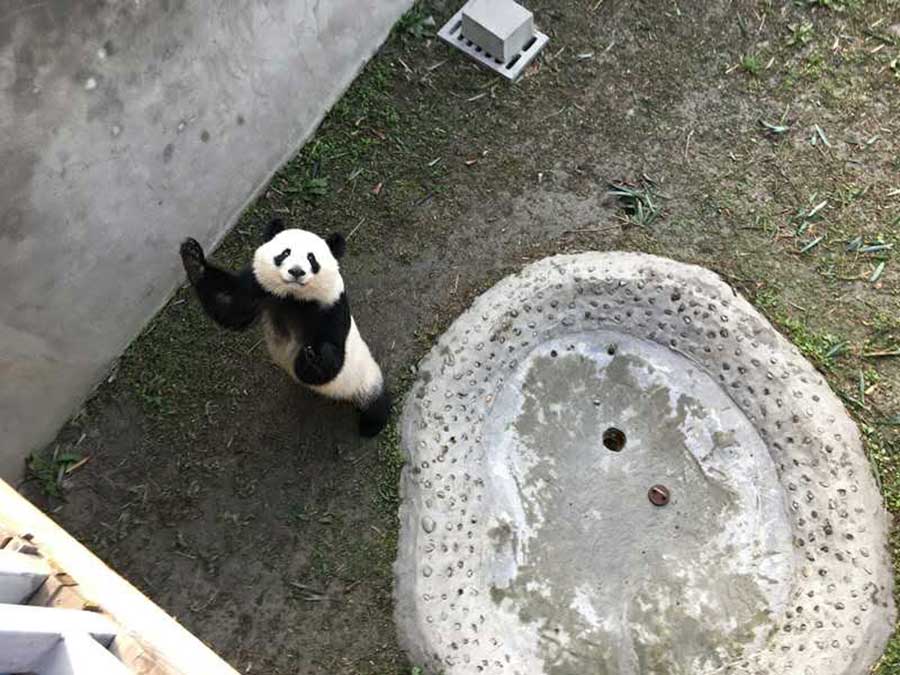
[288,266,305,279]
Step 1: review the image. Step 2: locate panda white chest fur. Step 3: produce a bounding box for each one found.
[261,311,301,379]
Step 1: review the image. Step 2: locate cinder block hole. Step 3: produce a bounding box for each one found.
[523,36,538,52]
[506,54,522,70]
[451,20,462,34]
[603,428,626,452]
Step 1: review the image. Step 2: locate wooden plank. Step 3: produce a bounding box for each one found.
[0,480,238,675]
[111,633,180,675]
[36,632,132,675]
[0,549,50,604]
[0,604,117,672]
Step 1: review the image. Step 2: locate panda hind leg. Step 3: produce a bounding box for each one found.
[357,387,392,438]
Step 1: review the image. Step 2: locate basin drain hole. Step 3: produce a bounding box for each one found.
[603,427,626,452]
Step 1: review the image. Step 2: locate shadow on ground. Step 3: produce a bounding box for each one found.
[22,0,900,672]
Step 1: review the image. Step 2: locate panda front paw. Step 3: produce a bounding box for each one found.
[295,346,324,382]
[295,343,340,384]
[180,238,207,285]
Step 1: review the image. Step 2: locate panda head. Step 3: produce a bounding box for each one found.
[253,219,347,305]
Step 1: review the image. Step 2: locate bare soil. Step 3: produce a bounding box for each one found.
[22,0,900,672]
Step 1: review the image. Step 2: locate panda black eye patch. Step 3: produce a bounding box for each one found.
[274,248,291,266]
[307,252,320,274]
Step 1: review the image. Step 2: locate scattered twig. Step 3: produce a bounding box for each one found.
[64,456,91,475]
[246,338,263,354]
[806,199,828,219]
[858,243,893,254]
[347,217,366,240]
[814,124,831,147]
[799,236,824,254]
[759,119,790,135]
[539,106,567,123]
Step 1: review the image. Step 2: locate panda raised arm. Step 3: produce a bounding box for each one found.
[179,238,263,330]
[178,219,390,437]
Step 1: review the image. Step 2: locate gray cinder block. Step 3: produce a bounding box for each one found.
[438,0,549,81]
[461,0,534,62]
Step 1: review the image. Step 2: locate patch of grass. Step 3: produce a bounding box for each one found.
[866,423,900,675]
[284,175,330,202]
[114,302,240,423]
[787,21,814,47]
[392,2,435,42]
[375,419,405,513]
[26,447,82,498]
[373,373,418,515]
[802,48,826,79]
[806,0,861,10]
[754,287,848,370]
[608,180,663,227]
[740,54,763,76]
[878,628,900,674]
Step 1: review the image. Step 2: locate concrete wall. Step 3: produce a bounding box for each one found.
[0,0,412,480]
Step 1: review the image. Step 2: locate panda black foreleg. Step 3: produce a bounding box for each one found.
[180,238,260,330]
[294,343,344,386]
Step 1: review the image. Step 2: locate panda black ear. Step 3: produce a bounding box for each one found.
[326,232,346,259]
[264,218,286,242]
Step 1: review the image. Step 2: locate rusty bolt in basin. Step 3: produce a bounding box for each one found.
[648,484,670,507]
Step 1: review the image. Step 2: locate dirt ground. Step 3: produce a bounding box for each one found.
[21,0,900,672]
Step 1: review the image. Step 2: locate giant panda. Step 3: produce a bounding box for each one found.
[178,218,390,437]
